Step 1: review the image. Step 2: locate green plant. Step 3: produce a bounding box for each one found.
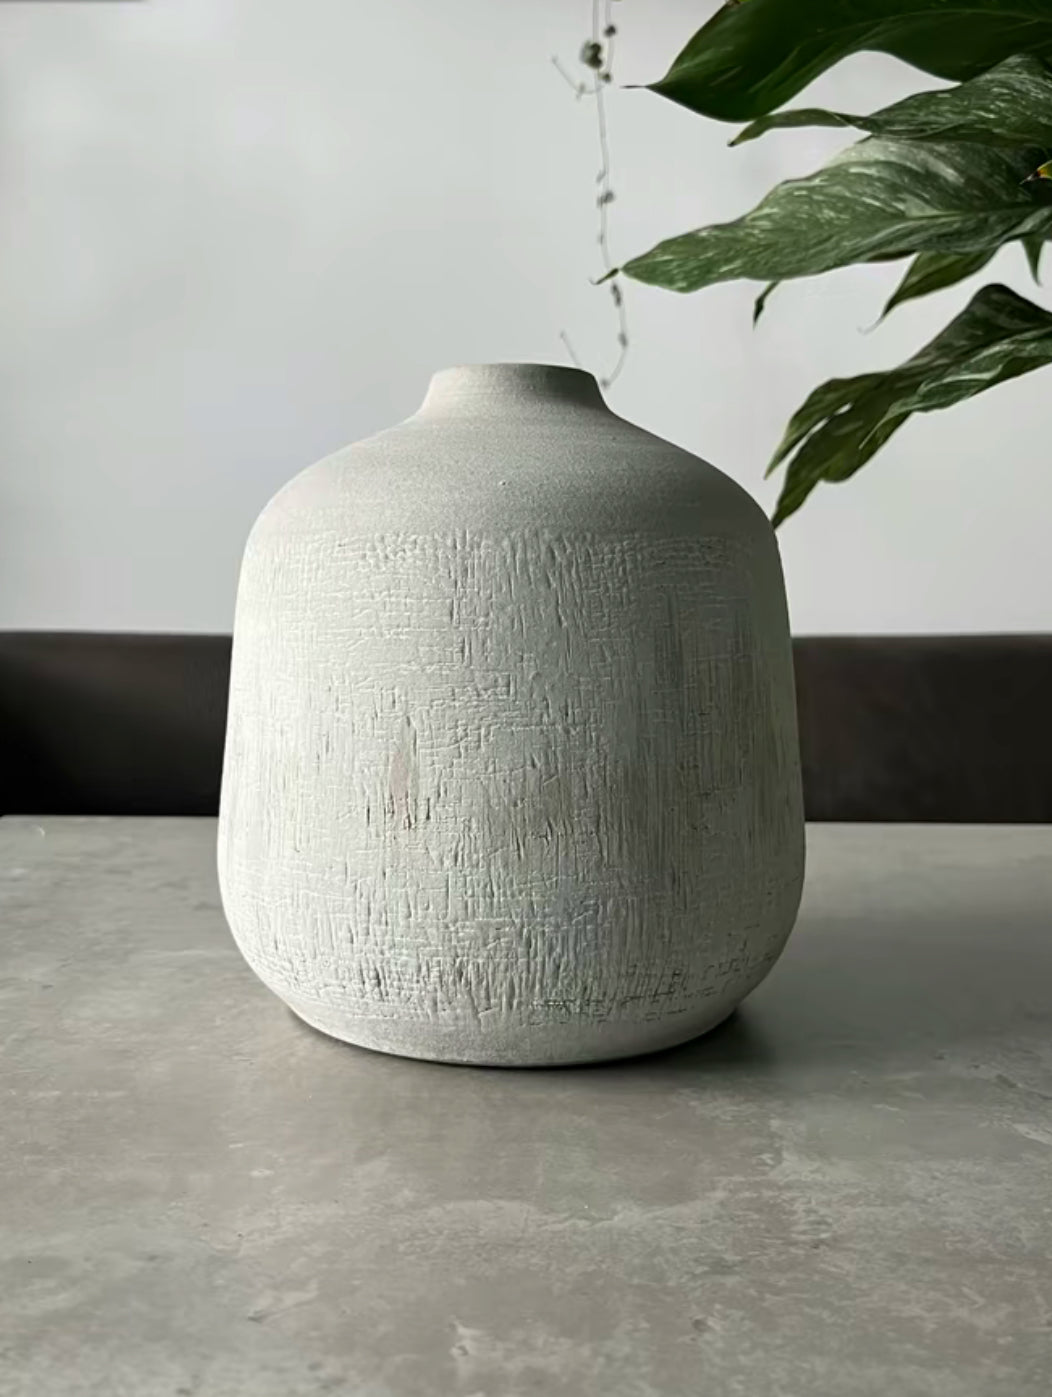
[611,1,1052,524]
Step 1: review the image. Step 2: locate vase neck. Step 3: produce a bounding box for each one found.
[416,363,607,417]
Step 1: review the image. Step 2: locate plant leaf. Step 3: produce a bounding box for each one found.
[767,373,890,477]
[732,109,859,145]
[621,138,1052,294]
[1023,231,1045,279]
[753,281,779,325]
[770,283,1052,525]
[733,54,1052,147]
[649,0,1052,122]
[880,248,998,318]
[884,290,1052,414]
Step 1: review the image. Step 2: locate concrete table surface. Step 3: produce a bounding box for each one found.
[2,818,1051,1397]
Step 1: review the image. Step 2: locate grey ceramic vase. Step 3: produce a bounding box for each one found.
[218,363,804,1066]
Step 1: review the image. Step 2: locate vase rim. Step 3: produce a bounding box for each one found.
[418,362,606,414]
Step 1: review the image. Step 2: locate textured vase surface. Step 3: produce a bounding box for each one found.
[218,363,805,1066]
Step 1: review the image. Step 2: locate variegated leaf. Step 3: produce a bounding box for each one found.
[733,55,1052,148]
[769,284,1052,524]
[649,0,1052,122]
[880,248,998,318]
[621,139,1052,294]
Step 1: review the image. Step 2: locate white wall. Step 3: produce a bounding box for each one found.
[1,0,1047,634]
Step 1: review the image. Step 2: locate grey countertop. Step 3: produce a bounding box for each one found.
[2,817,1051,1397]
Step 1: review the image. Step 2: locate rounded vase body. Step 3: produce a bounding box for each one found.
[218,365,804,1065]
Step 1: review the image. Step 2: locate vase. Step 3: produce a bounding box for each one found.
[218,363,804,1066]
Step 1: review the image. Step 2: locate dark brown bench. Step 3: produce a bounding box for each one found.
[2,631,1049,821]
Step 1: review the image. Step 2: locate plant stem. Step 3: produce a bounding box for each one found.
[593,0,629,387]
[554,0,630,389]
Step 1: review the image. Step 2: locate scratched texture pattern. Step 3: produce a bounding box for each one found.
[218,367,804,1065]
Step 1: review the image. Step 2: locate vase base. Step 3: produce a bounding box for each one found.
[278,989,740,1068]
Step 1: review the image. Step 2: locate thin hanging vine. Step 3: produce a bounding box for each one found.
[553,0,629,388]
